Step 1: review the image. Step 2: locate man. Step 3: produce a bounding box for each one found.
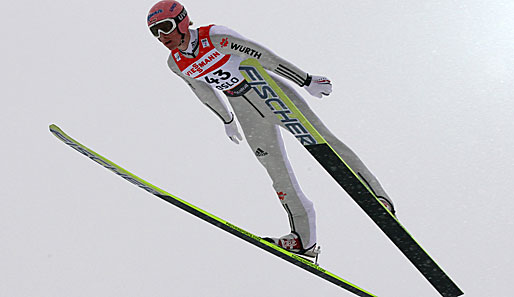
[147,0,395,257]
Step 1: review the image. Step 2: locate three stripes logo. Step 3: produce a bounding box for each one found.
[255,148,269,157]
[276,64,307,87]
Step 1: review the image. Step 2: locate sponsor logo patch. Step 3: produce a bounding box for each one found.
[220,38,229,48]
[181,49,224,78]
[201,38,209,48]
[147,9,163,22]
[231,43,262,59]
[255,148,269,157]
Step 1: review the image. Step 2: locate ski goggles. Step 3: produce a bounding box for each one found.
[148,7,188,38]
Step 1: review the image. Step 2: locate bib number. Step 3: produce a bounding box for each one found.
[204,69,241,90]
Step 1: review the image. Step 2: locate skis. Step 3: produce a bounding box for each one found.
[239,59,464,297]
[49,124,376,297]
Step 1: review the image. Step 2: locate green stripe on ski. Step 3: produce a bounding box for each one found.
[49,124,376,297]
[240,59,326,145]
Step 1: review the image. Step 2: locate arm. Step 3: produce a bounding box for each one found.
[167,55,243,143]
[210,25,332,98]
[167,55,233,123]
[210,25,312,87]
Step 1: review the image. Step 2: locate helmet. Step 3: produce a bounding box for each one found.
[147,0,190,38]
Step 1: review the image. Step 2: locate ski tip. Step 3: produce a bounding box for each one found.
[49,124,66,138]
[49,124,60,132]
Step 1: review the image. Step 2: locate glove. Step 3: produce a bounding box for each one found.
[303,75,332,98]
[224,113,243,144]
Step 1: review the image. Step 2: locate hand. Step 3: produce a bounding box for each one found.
[303,75,332,98]
[224,115,243,144]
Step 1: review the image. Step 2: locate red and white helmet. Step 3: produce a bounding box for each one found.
[147,0,190,38]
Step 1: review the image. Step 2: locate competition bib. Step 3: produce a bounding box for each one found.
[172,25,245,91]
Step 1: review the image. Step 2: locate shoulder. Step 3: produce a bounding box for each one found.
[166,52,183,74]
[166,52,177,67]
[208,25,250,53]
[208,25,245,39]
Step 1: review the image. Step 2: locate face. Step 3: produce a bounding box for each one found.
[158,29,183,51]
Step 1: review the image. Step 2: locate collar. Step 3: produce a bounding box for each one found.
[179,29,199,58]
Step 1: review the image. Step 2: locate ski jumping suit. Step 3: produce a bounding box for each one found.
[167,25,393,249]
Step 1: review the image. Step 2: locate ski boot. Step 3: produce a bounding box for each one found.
[378,196,396,217]
[263,232,321,264]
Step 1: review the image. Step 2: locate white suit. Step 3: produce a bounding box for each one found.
[166,24,393,249]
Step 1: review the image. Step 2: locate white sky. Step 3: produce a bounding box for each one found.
[2,0,514,296]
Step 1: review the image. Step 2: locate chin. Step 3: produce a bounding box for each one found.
[162,42,178,51]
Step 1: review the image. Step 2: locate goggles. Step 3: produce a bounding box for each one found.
[148,7,188,38]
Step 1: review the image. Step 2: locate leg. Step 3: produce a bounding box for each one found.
[269,73,395,211]
[227,94,317,248]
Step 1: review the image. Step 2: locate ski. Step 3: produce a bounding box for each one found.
[49,124,376,297]
[239,59,464,297]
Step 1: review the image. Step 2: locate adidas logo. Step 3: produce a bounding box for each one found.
[255,148,268,157]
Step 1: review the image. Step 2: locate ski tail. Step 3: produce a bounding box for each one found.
[49,124,376,297]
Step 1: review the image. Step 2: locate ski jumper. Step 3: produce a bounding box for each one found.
[167,25,394,248]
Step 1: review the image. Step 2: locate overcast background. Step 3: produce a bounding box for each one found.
[2,0,513,296]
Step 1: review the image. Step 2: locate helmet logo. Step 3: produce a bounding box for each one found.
[147,9,163,22]
[170,3,177,12]
[176,8,187,21]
